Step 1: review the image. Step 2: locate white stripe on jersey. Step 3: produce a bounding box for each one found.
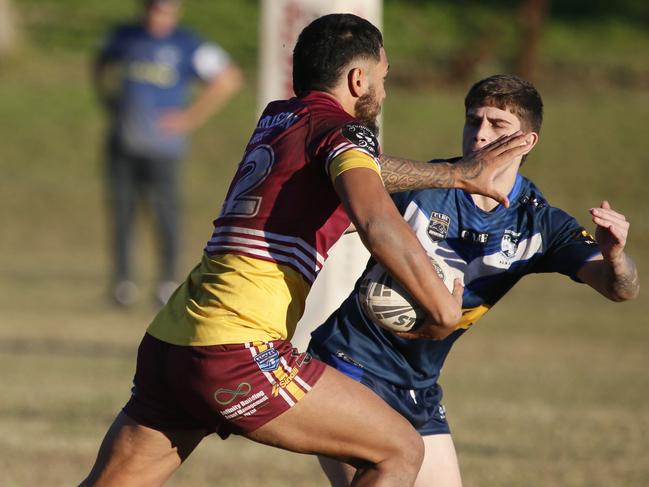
[210,226,324,266]
[403,201,544,288]
[207,234,319,273]
[206,244,318,283]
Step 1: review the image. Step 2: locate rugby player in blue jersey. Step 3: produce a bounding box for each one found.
[308,74,640,487]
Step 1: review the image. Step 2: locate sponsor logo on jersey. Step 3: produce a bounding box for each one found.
[219,389,270,420]
[430,256,445,281]
[519,194,547,208]
[254,348,280,372]
[427,212,450,241]
[437,404,447,421]
[460,228,489,245]
[256,111,299,131]
[342,123,379,156]
[291,349,313,367]
[575,228,597,245]
[501,229,522,258]
[271,366,300,397]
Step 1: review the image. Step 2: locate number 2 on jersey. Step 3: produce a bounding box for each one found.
[221,145,275,218]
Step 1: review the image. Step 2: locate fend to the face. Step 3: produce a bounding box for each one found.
[462,105,523,157]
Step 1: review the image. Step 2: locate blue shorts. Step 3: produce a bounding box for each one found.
[308,343,450,436]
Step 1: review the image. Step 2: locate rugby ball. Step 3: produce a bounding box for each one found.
[358,258,445,332]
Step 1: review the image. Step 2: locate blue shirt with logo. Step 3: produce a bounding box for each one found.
[99,24,229,159]
[309,169,601,390]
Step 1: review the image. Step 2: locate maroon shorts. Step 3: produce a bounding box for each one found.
[123,333,327,439]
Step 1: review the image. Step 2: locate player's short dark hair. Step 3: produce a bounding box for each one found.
[464,74,543,133]
[292,14,383,97]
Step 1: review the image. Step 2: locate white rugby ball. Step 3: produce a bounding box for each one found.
[358,258,446,332]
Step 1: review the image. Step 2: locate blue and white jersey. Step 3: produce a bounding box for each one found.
[309,170,600,390]
[99,24,231,159]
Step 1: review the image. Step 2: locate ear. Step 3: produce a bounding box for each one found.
[521,131,539,155]
[346,67,365,98]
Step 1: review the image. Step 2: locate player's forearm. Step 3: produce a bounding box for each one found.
[604,253,640,301]
[379,155,457,193]
[358,211,461,329]
[335,168,461,332]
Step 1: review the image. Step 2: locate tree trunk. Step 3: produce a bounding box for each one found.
[516,0,549,81]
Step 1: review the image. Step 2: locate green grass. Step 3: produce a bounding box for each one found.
[1,3,648,486]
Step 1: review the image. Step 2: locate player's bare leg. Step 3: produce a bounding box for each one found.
[414,434,462,487]
[317,433,462,487]
[79,411,206,486]
[318,455,356,486]
[246,366,424,487]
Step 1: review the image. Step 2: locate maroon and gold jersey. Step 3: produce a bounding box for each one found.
[148,92,381,345]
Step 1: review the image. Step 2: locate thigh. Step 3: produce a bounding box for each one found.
[81,410,206,486]
[414,434,462,487]
[244,365,422,467]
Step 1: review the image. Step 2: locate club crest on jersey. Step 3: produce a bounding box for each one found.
[501,229,522,258]
[342,123,379,157]
[254,348,280,372]
[427,212,450,242]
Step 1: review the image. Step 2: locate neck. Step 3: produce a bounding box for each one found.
[470,165,520,211]
[323,86,357,118]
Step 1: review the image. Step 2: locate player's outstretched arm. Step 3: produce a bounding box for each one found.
[335,167,461,338]
[576,201,639,302]
[379,131,529,207]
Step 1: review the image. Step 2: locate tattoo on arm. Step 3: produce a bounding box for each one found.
[456,153,484,181]
[606,255,640,301]
[379,155,456,193]
[379,153,489,193]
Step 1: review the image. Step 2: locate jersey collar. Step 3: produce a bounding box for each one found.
[461,173,523,214]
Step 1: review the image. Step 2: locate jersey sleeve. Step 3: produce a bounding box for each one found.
[191,42,232,81]
[534,206,601,281]
[316,122,381,182]
[328,149,381,183]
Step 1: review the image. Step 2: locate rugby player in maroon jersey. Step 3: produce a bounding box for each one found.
[81,14,530,487]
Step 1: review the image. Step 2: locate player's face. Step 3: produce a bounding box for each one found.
[355,85,380,135]
[355,48,388,134]
[462,105,522,156]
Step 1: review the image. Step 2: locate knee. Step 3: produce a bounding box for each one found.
[366,426,424,479]
[392,429,425,474]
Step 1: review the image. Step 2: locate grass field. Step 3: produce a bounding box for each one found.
[1,2,649,486]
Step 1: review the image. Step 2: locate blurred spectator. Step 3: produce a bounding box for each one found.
[93,0,243,307]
